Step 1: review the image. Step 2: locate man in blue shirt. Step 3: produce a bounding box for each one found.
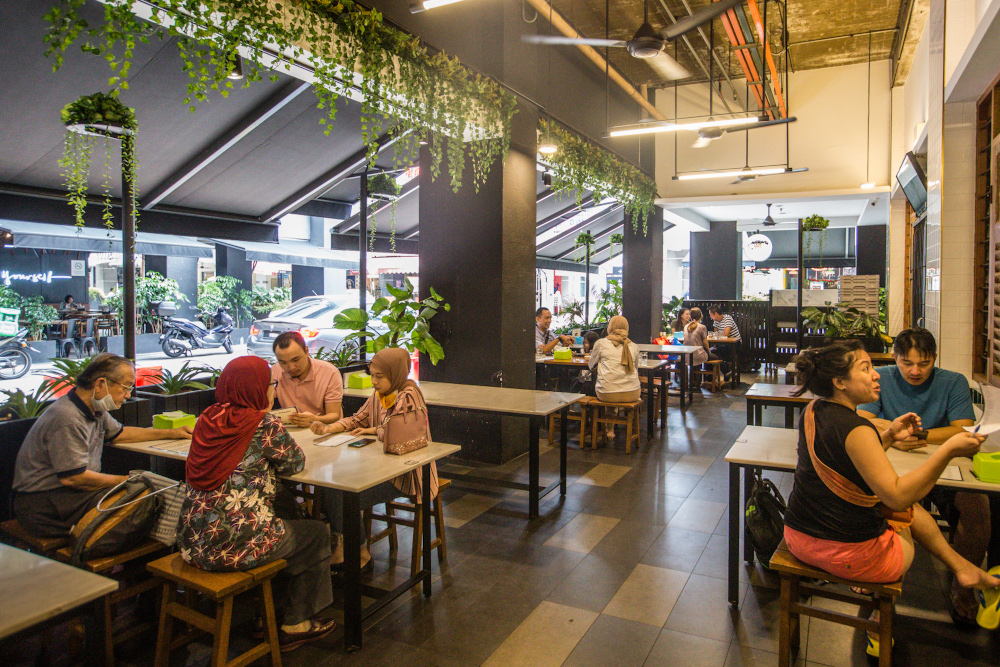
[858,328,986,625]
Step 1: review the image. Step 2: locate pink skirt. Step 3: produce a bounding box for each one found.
[783,524,905,583]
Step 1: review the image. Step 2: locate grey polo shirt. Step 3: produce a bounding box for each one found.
[536,326,557,350]
[12,392,124,493]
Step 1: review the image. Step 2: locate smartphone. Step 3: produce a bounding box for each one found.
[913,430,930,440]
[348,437,377,448]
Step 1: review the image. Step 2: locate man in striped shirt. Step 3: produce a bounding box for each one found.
[708,306,740,380]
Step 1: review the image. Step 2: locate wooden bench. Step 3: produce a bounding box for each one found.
[589,399,642,453]
[0,519,70,555]
[147,553,285,667]
[769,541,902,667]
[694,359,725,393]
[548,396,594,449]
[366,478,451,577]
[55,539,168,667]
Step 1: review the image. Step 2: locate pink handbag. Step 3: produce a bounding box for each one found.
[383,405,429,455]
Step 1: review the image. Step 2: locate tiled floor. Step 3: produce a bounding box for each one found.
[11,374,1000,666]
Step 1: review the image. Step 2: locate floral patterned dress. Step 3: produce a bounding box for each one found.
[178,414,305,571]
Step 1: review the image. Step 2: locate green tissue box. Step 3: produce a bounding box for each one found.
[553,348,572,360]
[973,452,1000,484]
[153,411,197,430]
[348,373,373,389]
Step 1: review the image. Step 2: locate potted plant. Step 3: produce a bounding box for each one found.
[40,356,152,427]
[661,295,685,332]
[136,362,218,415]
[609,233,624,259]
[593,281,623,325]
[801,214,829,262]
[333,278,449,365]
[801,302,891,353]
[59,92,138,231]
[314,340,367,374]
[575,231,596,262]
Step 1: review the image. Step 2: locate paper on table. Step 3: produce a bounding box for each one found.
[313,433,357,447]
[150,440,190,455]
[964,423,1000,435]
[940,466,962,481]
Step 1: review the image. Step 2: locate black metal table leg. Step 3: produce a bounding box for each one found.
[84,597,105,667]
[746,399,754,426]
[343,491,363,651]
[729,462,741,606]
[743,467,756,565]
[529,415,540,519]
[785,405,795,429]
[560,407,568,496]
[422,464,432,596]
[680,358,688,409]
[646,368,656,436]
[659,366,668,428]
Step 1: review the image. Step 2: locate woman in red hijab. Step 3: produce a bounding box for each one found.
[177,356,336,650]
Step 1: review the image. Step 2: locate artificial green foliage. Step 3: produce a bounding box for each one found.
[540,119,657,233]
[151,361,213,395]
[801,214,830,261]
[42,0,516,201]
[800,302,892,344]
[593,280,623,324]
[333,278,449,365]
[58,92,139,230]
[366,173,403,251]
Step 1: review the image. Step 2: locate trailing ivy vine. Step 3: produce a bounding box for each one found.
[58,92,139,231]
[801,214,830,261]
[575,231,596,263]
[43,0,516,199]
[609,232,624,259]
[540,119,657,234]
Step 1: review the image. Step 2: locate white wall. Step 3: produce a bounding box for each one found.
[651,61,893,199]
[947,0,980,83]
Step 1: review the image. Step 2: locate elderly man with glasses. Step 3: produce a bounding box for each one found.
[11,353,193,539]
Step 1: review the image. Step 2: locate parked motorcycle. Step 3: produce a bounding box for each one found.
[156,301,235,358]
[0,328,38,379]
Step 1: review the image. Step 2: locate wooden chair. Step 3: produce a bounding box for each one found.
[0,519,70,555]
[769,541,902,667]
[548,397,594,448]
[694,359,725,393]
[54,539,168,667]
[366,478,451,576]
[147,553,284,667]
[589,399,642,453]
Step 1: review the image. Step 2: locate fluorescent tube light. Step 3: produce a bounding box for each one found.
[860,182,876,189]
[675,167,784,181]
[410,0,464,12]
[608,116,760,138]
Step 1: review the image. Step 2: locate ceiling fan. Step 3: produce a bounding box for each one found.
[522,0,744,81]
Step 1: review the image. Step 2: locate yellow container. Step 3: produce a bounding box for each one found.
[153,411,197,430]
[348,373,373,389]
[973,452,1000,483]
[553,348,572,360]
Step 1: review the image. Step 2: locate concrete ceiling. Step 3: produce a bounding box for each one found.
[662,191,889,229]
[542,0,907,88]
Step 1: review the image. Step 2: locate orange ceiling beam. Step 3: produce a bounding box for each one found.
[745,0,787,118]
[719,6,768,115]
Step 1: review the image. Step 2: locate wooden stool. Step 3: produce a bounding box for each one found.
[694,359,725,393]
[0,519,70,555]
[146,553,285,667]
[55,539,167,667]
[548,397,593,448]
[589,399,642,453]
[366,479,451,576]
[639,376,668,423]
[769,541,902,667]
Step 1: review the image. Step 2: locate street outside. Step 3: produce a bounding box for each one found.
[0,344,251,395]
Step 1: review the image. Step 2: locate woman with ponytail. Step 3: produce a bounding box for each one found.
[784,341,998,656]
[682,307,718,366]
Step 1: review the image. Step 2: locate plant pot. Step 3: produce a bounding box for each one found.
[0,416,39,521]
[802,335,885,354]
[136,385,217,417]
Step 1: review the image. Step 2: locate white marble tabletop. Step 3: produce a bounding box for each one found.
[635,344,703,354]
[341,380,583,416]
[114,428,460,494]
[725,426,999,492]
[0,544,118,639]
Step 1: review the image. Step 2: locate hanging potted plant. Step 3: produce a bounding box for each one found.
[801,214,829,262]
[609,232,624,259]
[575,231,596,263]
[366,172,403,251]
[59,92,138,232]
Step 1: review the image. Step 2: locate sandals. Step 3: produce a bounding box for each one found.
[976,566,1000,630]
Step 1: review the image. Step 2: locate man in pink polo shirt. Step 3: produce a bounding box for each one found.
[270,332,343,427]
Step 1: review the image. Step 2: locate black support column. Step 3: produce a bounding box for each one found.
[690,221,742,301]
[418,102,537,463]
[622,207,664,343]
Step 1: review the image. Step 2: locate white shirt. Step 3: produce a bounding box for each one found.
[588,338,640,394]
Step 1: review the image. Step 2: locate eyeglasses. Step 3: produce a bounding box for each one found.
[106,378,134,394]
[269,380,279,389]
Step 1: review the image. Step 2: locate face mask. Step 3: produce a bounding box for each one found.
[94,387,120,412]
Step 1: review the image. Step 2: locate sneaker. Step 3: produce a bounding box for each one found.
[278,618,337,652]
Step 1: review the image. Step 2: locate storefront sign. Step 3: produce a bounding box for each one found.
[1,269,72,286]
[71,259,86,276]
[743,234,773,262]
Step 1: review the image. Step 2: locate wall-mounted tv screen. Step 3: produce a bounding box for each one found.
[896,151,927,217]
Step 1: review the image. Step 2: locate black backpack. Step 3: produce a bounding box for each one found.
[744,469,786,567]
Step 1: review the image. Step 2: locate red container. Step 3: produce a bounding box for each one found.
[136,366,163,387]
[410,350,419,382]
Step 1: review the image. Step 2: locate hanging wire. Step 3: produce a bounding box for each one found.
[605,0,610,134]
[866,30,872,183]
[522,0,538,23]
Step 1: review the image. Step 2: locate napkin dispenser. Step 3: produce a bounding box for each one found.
[973,452,1000,483]
[153,411,197,429]
[553,348,572,360]
[348,372,373,389]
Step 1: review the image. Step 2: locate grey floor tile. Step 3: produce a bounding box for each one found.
[724,641,805,667]
[482,601,598,667]
[643,628,729,667]
[646,471,703,498]
[547,552,638,613]
[664,574,742,643]
[641,526,712,572]
[563,614,661,667]
[667,497,727,533]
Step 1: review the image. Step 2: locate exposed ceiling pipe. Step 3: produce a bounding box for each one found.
[521,0,666,121]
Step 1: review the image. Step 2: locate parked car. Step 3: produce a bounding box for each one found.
[247,296,386,361]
